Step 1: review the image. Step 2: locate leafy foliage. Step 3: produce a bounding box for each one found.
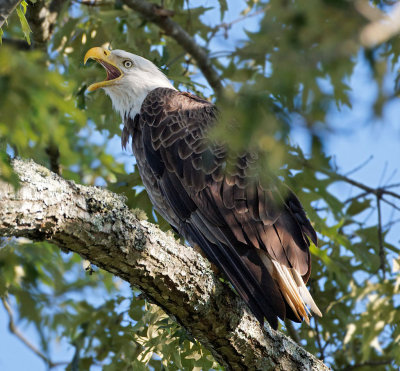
[1,0,400,369]
[15,1,32,45]
[0,1,32,45]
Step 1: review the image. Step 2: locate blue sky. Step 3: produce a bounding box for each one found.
[1,1,400,370]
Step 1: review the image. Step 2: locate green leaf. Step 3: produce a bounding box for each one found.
[16,4,32,45]
[346,198,371,216]
[2,0,400,369]
[20,0,28,13]
[218,0,228,20]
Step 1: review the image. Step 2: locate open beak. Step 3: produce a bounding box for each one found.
[84,47,123,92]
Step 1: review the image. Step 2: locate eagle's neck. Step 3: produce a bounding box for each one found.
[105,71,175,120]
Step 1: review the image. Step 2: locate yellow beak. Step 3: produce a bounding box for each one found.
[84,47,123,92]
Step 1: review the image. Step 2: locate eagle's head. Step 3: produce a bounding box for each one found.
[84,47,175,119]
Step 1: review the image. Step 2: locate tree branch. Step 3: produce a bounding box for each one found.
[0,0,21,28]
[313,317,325,362]
[320,166,400,201]
[209,6,267,41]
[377,194,385,278]
[1,36,31,49]
[122,0,223,96]
[26,0,66,48]
[45,141,61,175]
[302,158,400,201]
[1,296,68,369]
[284,319,300,344]
[346,359,393,370]
[0,158,329,371]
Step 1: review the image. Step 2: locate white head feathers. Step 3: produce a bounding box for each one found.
[89,49,175,119]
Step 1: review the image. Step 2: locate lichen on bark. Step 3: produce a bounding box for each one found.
[0,158,329,371]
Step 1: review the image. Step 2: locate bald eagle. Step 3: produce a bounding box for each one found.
[84,47,322,329]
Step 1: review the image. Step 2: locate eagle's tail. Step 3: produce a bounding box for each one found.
[184,223,285,329]
[269,258,322,324]
[184,221,322,329]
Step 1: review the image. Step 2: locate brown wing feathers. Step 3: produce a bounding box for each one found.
[129,87,321,329]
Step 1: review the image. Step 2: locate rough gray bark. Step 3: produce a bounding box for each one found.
[0,0,21,28]
[0,158,329,371]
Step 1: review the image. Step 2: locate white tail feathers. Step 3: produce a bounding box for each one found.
[270,259,322,324]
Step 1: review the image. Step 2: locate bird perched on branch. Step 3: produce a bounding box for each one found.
[84,47,322,329]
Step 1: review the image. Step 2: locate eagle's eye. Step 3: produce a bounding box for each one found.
[123,60,133,68]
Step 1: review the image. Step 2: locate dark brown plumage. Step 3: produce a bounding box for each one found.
[122,87,321,329]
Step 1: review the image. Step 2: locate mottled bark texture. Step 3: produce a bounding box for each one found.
[26,0,65,48]
[0,159,329,371]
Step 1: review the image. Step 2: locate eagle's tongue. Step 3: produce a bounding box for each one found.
[98,60,121,80]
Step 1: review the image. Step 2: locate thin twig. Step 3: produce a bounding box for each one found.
[310,162,400,201]
[210,7,267,40]
[302,158,400,270]
[343,191,369,205]
[385,182,400,189]
[384,169,397,187]
[122,0,223,95]
[344,155,373,176]
[72,0,108,6]
[345,359,393,370]
[165,52,186,68]
[284,319,300,344]
[313,317,325,361]
[45,142,61,175]
[1,296,68,369]
[377,194,385,278]
[0,0,21,28]
[321,337,331,353]
[384,217,400,230]
[209,50,235,58]
[362,203,377,225]
[378,161,388,187]
[381,197,400,213]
